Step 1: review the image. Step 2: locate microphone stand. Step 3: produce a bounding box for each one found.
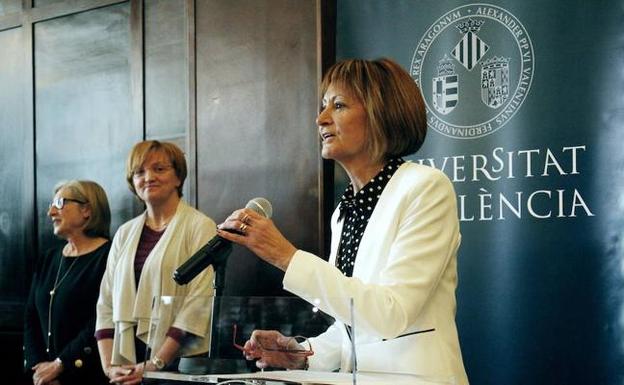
[178,245,251,375]
[208,255,226,358]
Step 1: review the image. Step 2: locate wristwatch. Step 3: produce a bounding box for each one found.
[151,356,166,370]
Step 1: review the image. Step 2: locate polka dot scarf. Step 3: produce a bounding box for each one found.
[335,158,405,276]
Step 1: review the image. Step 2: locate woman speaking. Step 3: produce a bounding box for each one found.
[217,58,469,384]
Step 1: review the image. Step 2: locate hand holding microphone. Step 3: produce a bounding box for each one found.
[173,198,275,285]
[217,201,297,272]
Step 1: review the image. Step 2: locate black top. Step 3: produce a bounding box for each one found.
[24,241,111,385]
[336,158,404,276]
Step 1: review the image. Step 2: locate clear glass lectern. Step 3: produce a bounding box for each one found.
[143,295,455,385]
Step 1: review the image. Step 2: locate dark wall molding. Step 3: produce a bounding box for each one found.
[0,12,21,30]
[316,0,336,258]
[1,0,129,29]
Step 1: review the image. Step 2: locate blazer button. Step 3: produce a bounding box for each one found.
[74,359,83,368]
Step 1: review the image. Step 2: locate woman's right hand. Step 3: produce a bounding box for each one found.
[217,209,297,271]
[241,330,310,370]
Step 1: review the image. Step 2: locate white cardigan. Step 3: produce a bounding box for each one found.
[283,162,468,385]
[96,201,216,364]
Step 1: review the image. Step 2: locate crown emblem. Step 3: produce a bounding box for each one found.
[482,56,510,69]
[437,55,455,76]
[456,18,484,34]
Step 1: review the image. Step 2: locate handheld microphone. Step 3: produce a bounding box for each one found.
[172,197,273,285]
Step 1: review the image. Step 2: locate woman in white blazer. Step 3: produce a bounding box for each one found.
[218,58,468,384]
[96,141,216,385]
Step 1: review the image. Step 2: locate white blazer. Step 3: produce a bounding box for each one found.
[283,162,468,385]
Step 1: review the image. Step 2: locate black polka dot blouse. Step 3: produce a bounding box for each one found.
[335,157,405,277]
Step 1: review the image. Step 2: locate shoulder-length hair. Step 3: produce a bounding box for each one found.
[54,180,111,239]
[320,58,427,163]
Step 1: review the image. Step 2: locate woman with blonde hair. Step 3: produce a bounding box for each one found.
[25,180,111,385]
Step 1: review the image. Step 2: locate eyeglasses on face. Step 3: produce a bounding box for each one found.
[132,163,174,178]
[232,324,314,356]
[49,197,87,210]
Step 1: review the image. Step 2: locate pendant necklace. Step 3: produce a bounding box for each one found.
[46,253,78,353]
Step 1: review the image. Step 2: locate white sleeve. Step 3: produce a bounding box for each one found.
[96,227,123,331]
[306,321,344,372]
[283,171,459,339]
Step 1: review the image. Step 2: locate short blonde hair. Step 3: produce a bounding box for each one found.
[54,180,111,239]
[125,140,187,198]
[320,58,427,163]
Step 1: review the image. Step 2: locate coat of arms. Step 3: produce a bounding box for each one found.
[451,18,489,71]
[481,56,510,108]
[432,55,458,115]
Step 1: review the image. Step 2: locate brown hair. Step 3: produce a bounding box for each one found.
[54,180,111,239]
[320,58,427,163]
[125,140,187,197]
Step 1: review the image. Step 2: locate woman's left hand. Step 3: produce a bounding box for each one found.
[107,363,145,385]
[217,208,297,271]
[32,359,63,385]
[241,329,310,370]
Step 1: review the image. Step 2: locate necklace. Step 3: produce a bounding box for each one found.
[148,221,168,231]
[46,253,78,353]
[146,218,171,232]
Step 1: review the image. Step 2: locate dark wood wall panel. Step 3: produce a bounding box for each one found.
[196,0,320,296]
[0,0,21,16]
[144,0,193,199]
[0,26,31,331]
[145,0,188,140]
[0,25,33,385]
[34,2,139,250]
[0,1,328,380]
[33,0,64,7]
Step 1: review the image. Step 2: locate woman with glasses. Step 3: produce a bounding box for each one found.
[24,180,111,385]
[218,58,468,384]
[96,140,216,385]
